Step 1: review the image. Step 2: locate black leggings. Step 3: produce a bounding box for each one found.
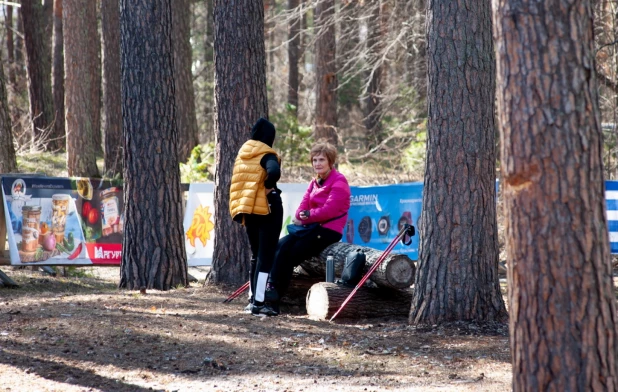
[244,191,283,304]
[270,226,342,298]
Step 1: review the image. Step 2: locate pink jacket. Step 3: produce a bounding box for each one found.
[295,169,351,234]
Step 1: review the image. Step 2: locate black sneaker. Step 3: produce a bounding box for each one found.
[251,304,279,316]
[265,284,279,302]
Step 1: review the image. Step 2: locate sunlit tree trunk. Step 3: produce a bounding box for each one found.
[64,0,100,177]
[287,0,300,115]
[172,0,199,162]
[51,0,65,151]
[494,0,618,390]
[119,0,188,291]
[101,0,123,177]
[0,59,17,174]
[409,0,507,324]
[210,0,268,286]
[21,0,54,151]
[314,0,337,146]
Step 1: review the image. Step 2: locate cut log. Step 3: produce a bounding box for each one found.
[280,274,321,306]
[306,282,412,320]
[299,242,416,289]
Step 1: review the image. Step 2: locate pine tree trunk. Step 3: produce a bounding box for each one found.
[101,0,123,177]
[51,0,65,151]
[21,0,54,151]
[64,0,100,177]
[314,0,338,146]
[287,0,300,114]
[172,0,199,162]
[202,0,215,143]
[0,59,17,174]
[119,0,188,291]
[362,1,383,145]
[89,9,102,156]
[409,0,507,324]
[209,0,269,286]
[494,0,618,390]
[6,6,15,87]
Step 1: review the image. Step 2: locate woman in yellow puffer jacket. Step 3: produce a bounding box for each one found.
[229,118,283,316]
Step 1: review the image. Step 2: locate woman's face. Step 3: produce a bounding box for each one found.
[312,153,331,176]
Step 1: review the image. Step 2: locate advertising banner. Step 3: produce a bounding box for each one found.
[2,175,123,266]
[342,183,422,259]
[183,183,307,266]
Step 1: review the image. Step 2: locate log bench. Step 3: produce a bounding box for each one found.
[278,242,416,320]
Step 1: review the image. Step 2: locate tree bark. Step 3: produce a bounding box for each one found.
[362,0,383,145]
[89,5,102,156]
[101,0,123,177]
[209,0,269,287]
[21,0,54,151]
[172,0,199,163]
[51,0,65,151]
[0,59,17,174]
[307,282,412,320]
[409,0,507,324]
[299,242,416,289]
[202,0,215,143]
[314,0,338,146]
[494,0,618,390]
[287,0,300,114]
[64,0,100,177]
[119,0,188,291]
[6,6,15,87]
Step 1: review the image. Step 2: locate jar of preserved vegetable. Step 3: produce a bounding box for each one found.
[100,187,120,237]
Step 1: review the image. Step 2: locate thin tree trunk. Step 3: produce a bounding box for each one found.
[202,0,215,143]
[494,0,618,390]
[64,0,100,177]
[287,0,300,114]
[362,0,383,145]
[119,0,188,291]
[21,0,54,151]
[0,59,16,174]
[314,0,337,146]
[51,0,65,151]
[409,0,507,324]
[101,0,123,177]
[6,6,15,87]
[172,0,199,162]
[210,0,268,286]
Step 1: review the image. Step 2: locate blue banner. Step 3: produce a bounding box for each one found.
[343,183,423,259]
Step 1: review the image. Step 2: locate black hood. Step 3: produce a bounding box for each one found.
[250,118,276,147]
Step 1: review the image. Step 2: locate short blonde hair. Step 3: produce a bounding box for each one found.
[310,142,337,167]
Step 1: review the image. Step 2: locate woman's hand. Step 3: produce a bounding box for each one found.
[299,210,310,220]
[292,218,302,225]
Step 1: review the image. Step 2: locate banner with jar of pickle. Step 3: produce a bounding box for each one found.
[1,175,123,265]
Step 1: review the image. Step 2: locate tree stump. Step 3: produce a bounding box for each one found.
[306,282,413,320]
[299,242,416,289]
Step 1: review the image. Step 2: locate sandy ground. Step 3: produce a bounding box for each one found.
[0,266,512,391]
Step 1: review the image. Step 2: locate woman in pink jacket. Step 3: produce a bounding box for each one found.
[267,142,351,314]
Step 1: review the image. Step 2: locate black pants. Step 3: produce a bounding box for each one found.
[270,226,342,298]
[244,190,283,304]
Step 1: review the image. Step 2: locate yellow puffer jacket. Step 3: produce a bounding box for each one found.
[229,140,280,223]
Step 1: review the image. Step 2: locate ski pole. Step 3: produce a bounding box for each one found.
[223,280,250,303]
[330,224,415,321]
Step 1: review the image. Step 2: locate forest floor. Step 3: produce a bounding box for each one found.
[0,266,512,392]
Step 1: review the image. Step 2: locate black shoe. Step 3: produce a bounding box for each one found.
[251,304,279,316]
[265,284,279,302]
